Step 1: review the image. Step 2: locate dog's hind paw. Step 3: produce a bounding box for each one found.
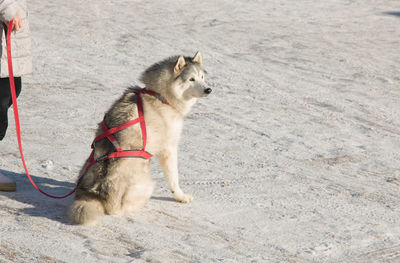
[175,193,193,203]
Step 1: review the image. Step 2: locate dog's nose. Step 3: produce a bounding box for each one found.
[204,88,212,94]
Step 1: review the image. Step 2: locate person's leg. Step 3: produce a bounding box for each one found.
[0,77,21,141]
[8,77,22,106]
[0,77,21,191]
[0,78,11,141]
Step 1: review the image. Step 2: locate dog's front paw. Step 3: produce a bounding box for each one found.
[175,193,193,203]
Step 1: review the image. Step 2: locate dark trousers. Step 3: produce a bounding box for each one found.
[0,77,22,140]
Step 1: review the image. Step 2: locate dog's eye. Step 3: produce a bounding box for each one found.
[189,77,195,82]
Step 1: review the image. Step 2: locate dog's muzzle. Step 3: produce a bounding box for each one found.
[204,88,212,94]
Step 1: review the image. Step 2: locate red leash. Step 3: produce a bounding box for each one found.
[6,20,75,199]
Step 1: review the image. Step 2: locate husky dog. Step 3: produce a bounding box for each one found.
[69,52,211,225]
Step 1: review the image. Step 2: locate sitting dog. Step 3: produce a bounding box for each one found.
[69,52,211,225]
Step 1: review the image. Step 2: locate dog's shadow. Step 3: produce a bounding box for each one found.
[0,169,76,224]
[151,196,176,202]
[1,169,178,224]
[383,11,400,18]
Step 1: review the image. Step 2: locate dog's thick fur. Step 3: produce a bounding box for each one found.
[69,52,210,225]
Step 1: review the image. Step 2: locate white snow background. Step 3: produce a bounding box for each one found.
[1,0,400,262]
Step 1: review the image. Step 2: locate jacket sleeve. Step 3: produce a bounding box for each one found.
[0,0,18,22]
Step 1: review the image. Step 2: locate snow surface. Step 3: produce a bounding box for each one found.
[1,0,400,262]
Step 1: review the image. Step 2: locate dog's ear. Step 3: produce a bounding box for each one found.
[192,51,202,65]
[174,56,186,75]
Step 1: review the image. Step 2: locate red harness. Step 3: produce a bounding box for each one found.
[85,88,170,171]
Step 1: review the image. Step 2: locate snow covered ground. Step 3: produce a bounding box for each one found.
[1,0,400,262]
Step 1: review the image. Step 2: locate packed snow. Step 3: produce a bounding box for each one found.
[1,0,400,262]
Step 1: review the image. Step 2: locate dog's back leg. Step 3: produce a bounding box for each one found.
[121,178,155,214]
[120,160,154,214]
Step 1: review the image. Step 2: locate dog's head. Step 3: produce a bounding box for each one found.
[172,52,211,100]
[140,52,211,101]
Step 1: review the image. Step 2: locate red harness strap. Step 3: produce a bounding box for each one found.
[85,89,169,171]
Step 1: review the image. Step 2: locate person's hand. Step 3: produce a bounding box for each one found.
[11,14,22,32]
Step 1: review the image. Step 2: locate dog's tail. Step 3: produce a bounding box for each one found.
[69,196,105,226]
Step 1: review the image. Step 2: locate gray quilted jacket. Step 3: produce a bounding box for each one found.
[0,0,32,78]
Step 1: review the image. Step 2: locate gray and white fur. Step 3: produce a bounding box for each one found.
[69,52,211,225]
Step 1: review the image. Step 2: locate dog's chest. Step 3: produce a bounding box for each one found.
[146,112,184,150]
